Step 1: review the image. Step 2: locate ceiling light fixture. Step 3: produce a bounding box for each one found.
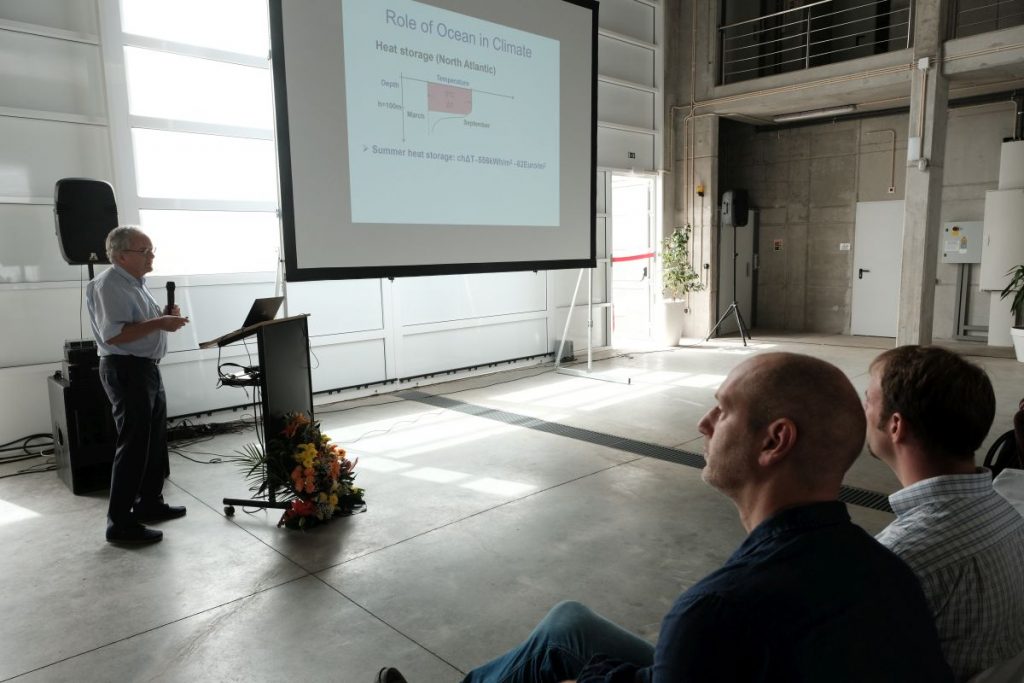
[772,105,856,123]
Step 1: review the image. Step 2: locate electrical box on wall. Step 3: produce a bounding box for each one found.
[941,221,982,264]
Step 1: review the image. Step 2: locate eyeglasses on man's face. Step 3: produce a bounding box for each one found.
[122,247,156,257]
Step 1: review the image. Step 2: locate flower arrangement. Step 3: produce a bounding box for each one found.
[236,413,365,529]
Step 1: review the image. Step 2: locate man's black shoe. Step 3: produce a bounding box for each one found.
[133,503,187,523]
[375,667,408,683]
[106,523,163,544]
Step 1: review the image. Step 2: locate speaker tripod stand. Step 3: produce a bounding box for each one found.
[706,221,751,347]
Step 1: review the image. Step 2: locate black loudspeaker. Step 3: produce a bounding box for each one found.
[721,189,749,227]
[54,178,117,265]
[48,342,116,494]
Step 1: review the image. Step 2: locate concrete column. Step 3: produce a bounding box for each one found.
[897,2,950,345]
[678,113,719,339]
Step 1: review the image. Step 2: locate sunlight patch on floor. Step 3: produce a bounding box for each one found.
[0,498,40,527]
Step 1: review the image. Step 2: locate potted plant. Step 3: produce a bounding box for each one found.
[999,264,1024,362]
[658,226,704,345]
[662,225,705,300]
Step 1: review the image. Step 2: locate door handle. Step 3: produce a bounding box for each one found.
[858,268,871,279]
[641,266,648,280]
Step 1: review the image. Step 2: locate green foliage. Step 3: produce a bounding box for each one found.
[232,441,296,501]
[662,226,705,299]
[1000,264,1024,327]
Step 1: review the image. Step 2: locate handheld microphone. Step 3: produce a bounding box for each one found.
[165,281,176,315]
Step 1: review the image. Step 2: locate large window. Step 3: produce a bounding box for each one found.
[109,0,278,276]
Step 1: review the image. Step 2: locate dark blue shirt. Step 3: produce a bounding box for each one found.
[579,501,953,683]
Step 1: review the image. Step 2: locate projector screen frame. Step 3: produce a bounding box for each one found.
[269,0,599,282]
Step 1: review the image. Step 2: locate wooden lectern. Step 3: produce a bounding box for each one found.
[200,314,313,514]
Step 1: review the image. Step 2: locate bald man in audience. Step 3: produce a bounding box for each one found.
[866,345,1024,681]
[375,352,952,683]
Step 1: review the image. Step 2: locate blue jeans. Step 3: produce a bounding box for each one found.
[462,601,655,683]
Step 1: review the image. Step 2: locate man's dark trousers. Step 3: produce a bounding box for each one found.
[99,355,169,526]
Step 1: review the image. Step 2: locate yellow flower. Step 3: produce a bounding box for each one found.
[295,443,317,468]
[329,494,338,507]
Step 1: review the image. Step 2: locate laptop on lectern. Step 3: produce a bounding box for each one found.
[241,296,285,329]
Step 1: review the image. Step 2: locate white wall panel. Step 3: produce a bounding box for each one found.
[599,0,655,44]
[169,281,278,351]
[286,279,384,337]
[980,189,1024,290]
[0,364,57,441]
[162,351,254,416]
[0,0,98,34]
[397,271,547,326]
[598,34,655,87]
[163,337,389,416]
[308,337,386,392]
[0,117,111,197]
[598,127,655,170]
[0,288,92,366]
[551,268,609,307]
[0,204,85,283]
[0,30,105,117]
[555,305,610,348]
[598,80,655,130]
[400,318,548,377]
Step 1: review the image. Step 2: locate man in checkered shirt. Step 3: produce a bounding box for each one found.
[866,345,1024,681]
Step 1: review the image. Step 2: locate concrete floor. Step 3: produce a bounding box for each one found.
[2,336,1022,682]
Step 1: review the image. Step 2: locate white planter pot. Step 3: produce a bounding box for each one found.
[1012,327,1024,363]
[658,300,687,346]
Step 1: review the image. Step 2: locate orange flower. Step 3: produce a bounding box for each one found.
[282,413,311,438]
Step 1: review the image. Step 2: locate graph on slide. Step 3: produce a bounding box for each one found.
[390,75,514,139]
[342,0,561,226]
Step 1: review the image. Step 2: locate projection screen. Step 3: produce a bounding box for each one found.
[270,0,598,281]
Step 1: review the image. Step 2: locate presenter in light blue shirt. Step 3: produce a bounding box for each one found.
[86,226,190,545]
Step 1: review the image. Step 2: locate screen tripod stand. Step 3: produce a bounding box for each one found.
[706,220,751,346]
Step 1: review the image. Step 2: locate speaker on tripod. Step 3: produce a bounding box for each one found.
[708,189,752,346]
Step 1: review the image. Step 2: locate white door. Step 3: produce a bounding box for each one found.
[851,201,904,337]
[716,210,756,334]
[611,174,656,343]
